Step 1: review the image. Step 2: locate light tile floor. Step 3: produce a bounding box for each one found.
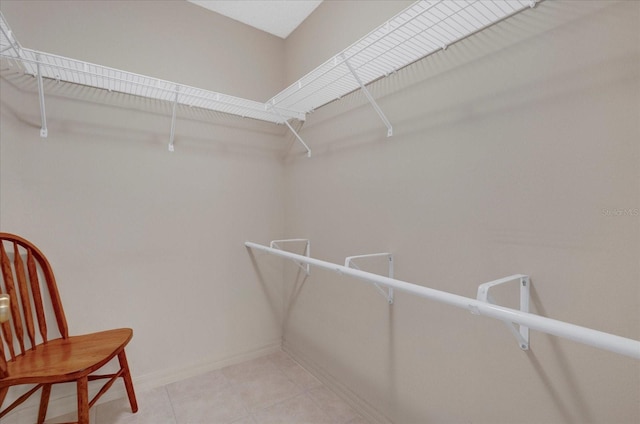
[40,350,369,424]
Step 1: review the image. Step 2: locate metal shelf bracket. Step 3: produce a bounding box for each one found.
[341,54,393,137]
[267,104,311,158]
[477,275,530,350]
[36,55,47,138]
[345,253,394,304]
[168,86,180,152]
[270,239,311,275]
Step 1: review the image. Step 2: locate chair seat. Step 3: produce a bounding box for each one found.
[3,328,133,386]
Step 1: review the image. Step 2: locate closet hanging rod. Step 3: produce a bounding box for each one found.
[245,241,640,360]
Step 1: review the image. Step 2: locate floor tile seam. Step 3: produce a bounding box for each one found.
[306,386,362,424]
[247,388,316,417]
[305,387,342,423]
[220,365,282,387]
[167,373,253,424]
[219,372,253,423]
[163,384,180,424]
[269,355,320,392]
[221,372,303,415]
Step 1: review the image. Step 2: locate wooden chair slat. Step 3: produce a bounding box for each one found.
[0,334,7,378]
[27,249,48,343]
[14,242,36,350]
[36,249,69,340]
[0,321,14,361]
[0,242,24,355]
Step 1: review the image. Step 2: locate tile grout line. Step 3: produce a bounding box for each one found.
[163,385,180,424]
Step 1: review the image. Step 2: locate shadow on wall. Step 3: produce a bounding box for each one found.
[245,247,285,324]
[0,70,289,160]
[526,283,594,424]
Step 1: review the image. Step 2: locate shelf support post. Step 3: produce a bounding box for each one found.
[341,54,393,137]
[477,275,530,350]
[268,104,311,158]
[168,86,179,152]
[345,253,394,304]
[36,55,47,138]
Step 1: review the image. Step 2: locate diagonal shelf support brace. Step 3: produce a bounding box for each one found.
[168,86,180,152]
[270,239,311,276]
[36,55,47,138]
[477,275,530,350]
[268,104,311,158]
[341,54,393,137]
[345,253,394,304]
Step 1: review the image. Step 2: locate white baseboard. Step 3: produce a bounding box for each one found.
[282,340,393,424]
[5,340,282,423]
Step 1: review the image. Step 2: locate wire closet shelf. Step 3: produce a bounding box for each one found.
[268,0,535,114]
[0,17,302,124]
[1,0,536,146]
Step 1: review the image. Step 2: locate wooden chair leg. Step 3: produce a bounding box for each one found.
[0,386,8,406]
[0,387,8,414]
[37,384,52,424]
[77,377,89,424]
[118,350,138,413]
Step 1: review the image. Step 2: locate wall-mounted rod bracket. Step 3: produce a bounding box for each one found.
[345,253,394,304]
[168,86,180,152]
[268,104,311,158]
[35,55,47,138]
[341,54,393,137]
[477,275,530,350]
[270,239,311,276]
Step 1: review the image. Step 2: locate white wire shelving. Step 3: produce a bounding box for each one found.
[246,241,640,360]
[269,0,536,118]
[0,15,304,125]
[1,1,537,151]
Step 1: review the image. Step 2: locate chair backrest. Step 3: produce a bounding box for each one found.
[0,233,69,378]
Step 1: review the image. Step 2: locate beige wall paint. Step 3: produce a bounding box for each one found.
[0,0,287,419]
[0,0,638,423]
[0,0,285,100]
[282,1,639,423]
[283,0,413,88]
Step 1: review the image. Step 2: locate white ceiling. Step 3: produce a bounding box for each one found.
[187,0,323,39]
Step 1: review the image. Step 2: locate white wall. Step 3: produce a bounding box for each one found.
[282,1,639,423]
[0,0,287,420]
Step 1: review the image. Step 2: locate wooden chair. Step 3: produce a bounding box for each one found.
[0,233,138,424]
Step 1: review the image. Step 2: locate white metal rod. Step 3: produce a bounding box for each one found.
[36,57,48,138]
[168,87,179,152]
[270,239,311,275]
[345,259,391,302]
[245,241,640,359]
[270,238,310,246]
[520,277,530,344]
[344,253,391,264]
[268,105,311,158]
[345,253,394,303]
[487,292,529,349]
[342,56,393,137]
